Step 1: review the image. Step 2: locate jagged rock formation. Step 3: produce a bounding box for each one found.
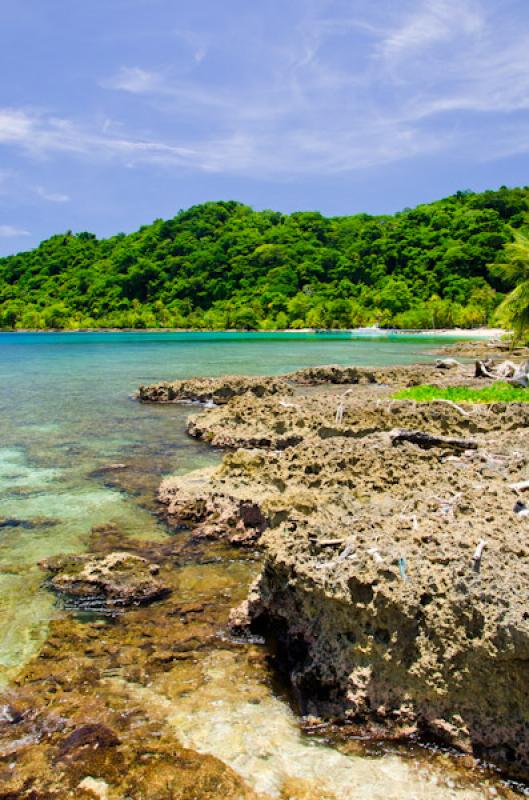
[138,374,291,404]
[156,362,529,781]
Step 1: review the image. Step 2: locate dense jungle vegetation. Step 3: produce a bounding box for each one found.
[1,186,528,331]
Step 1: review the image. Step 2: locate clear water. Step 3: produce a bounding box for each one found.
[2,330,502,798]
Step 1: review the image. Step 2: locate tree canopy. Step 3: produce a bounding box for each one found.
[493,231,529,340]
[1,186,528,331]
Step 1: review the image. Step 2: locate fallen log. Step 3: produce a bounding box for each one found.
[509,360,529,388]
[390,428,479,451]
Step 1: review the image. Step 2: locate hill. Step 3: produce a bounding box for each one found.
[1,187,528,330]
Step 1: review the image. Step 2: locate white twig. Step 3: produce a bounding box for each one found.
[430,399,472,416]
[473,539,487,561]
[367,547,383,564]
[335,388,354,424]
[337,536,356,562]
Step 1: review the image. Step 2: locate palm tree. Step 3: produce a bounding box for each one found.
[495,232,529,342]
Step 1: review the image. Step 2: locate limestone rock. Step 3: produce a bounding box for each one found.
[40,551,170,607]
[138,374,292,404]
[155,360,529,781]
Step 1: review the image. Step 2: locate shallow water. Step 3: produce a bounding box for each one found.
[130,650,492,800]
[1,330,514,798]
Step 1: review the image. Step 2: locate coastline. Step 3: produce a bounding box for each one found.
[142,351,529,784]
[0,325,507,337]
[2,340,528,797]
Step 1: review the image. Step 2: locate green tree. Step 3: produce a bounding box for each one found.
[0,189,527,331]
[494,232,529,340]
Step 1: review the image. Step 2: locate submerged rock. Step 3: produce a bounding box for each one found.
[89,463,128,477]
[57,723,120,759]
[0,525,261,800]
[0,516,60,529]
[40,551,170,607]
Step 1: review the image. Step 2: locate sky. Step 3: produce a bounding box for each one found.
[1,0,529,255]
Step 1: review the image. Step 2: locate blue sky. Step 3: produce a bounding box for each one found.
[1,0,529,255]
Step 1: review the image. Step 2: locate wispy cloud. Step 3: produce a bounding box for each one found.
[34,185,70,203]
[172,28,209,64]
[0,224,30,238]
[0,108,34,143]
[378,0,484,63]
[101,66,166,94]
[0,103,447,175]
[3,1,529,181]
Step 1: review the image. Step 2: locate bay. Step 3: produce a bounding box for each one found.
[1,330,501,800]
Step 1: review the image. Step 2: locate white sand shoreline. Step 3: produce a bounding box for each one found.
[263,326,506,338]
[1,326,507,337]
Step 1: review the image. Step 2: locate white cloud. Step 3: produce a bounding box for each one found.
[0,108,34,143]
[2,2,529,179]
[0,224,30,238]
[34,185,70,203]
[0,103,445,175]
[101,66,165,94]
[379,0,484,63]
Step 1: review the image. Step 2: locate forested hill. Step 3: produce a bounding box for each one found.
[1,186,528,331]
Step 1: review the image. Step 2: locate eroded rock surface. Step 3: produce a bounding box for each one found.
[138,374,291,404]
[40,551,170,607]
[287,363,440,386]
[157,361,529,781]
[435,340,529,360]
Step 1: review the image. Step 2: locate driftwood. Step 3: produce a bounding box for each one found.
[390,428,478,451]
[335,388,354,424]
[510,479,529,492]
[510,360,529,388]
[429,398,472,416]
[475,359,529,387]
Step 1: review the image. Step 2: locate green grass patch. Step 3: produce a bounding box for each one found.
[392,383,529,404]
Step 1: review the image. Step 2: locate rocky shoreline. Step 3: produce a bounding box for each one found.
[142,351,529,783]
[2,347,529,798]
[0,523,263,799]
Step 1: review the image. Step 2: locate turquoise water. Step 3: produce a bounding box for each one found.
[0,330,460,681]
